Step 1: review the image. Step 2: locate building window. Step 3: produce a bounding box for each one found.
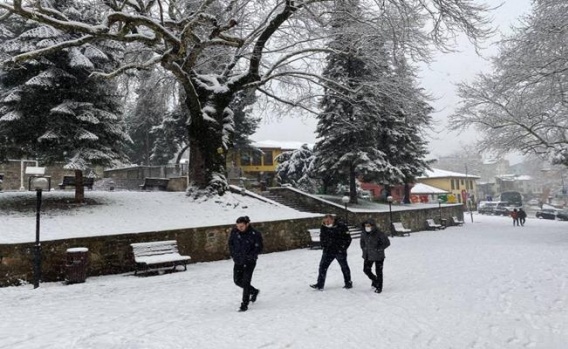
[263,151,273,166]
[451,179,455,190]
[461,179,464,186]
[240,151,251,166]
[252,151,262,166]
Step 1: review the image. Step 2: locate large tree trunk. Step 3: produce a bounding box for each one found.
[74,170,84,204]
[403,182,411,204]
[349,163,358,204]
[186,92,232,195]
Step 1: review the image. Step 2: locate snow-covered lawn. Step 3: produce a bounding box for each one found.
[0,191,320,243]
[1,214,567,348]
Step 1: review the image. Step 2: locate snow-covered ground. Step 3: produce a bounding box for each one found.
[1,214,567,349]
[0,191,321,243]
[0,190,444,243]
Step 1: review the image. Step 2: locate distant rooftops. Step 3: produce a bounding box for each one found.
[251,140,313,150]
[418,168,480,179]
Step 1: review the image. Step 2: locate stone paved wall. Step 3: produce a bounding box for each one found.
[0,216,323,287]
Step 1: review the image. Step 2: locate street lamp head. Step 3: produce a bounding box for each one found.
[341,196,349,204]
[387,196,393,203]
[31,177,49,191]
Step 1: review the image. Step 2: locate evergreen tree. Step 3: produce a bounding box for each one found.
[315,0,396,203]
[0,2,129,202]
[125,68,178,166]
[364,59,432,202]
[275,144,317,192]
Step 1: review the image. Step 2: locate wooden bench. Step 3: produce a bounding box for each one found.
[425,218,444,230]
[139,177,169,191]
[452,216,464,226]
[308,226,363,249]
[391,222,411,236]
[131,240,191,275]
[58,176,94,190]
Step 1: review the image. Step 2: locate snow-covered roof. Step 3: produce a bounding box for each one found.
[252,140,313,150]
[418,168,480,179]
[410,183,449,194]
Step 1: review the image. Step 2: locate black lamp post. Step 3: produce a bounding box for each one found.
[341,195,350,225]
[31,177,49,289]
[438,197,443,223]
[387,195,394,237]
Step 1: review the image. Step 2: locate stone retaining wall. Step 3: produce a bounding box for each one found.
[0,216,323,287]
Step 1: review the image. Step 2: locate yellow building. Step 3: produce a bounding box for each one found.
[227,141,308,186]
[416,168,480,204]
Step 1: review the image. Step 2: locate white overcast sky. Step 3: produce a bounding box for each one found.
[251,0,533,159]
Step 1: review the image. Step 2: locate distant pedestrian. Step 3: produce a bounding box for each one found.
[228,216,263,312]
[511,209,520,226]
[360,219,390,293]
[310,214,353,290]
[518,208,527,226]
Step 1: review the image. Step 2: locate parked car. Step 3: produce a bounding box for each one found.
[536,208,557,220]
[493,202,511,216]
[527,198,540,206]
[556,210,568,221]
[478,202,497,215]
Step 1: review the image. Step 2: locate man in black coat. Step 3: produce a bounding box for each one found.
[310,214,353,290]
[360,219,390,293]
[228,216,263,312]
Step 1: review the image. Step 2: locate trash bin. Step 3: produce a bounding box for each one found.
[440,218,448,228]
[66,247,89,284]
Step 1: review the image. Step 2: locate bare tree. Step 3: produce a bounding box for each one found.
[450,0,568,166]
[0,0,492,196]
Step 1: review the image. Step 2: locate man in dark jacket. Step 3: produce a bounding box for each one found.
[310,214,353,290]
[228,216,263,312]
[360,219,390,293]
[518,208,527,226]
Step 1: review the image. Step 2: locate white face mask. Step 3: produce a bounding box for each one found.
[365,227,372,232]
[325,224,333,228]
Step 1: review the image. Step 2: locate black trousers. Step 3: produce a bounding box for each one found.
[363,258,384,290]
[316,250,351,287]
[233,261,257,304]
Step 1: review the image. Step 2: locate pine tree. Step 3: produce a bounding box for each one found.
[364,59,432,202]
[275,144,317,192]
[125,68,178,166]
[0,2,129,202]
[315,0,397,203]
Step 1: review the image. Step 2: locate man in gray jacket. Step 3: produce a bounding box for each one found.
[360,219,390,293]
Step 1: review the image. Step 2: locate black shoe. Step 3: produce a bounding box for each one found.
[238,303,248,312]
[310,284,323,290]
[250,289,260,303]
[374,288,382,294]
[343,281,353,289]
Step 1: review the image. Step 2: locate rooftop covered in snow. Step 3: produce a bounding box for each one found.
[418,168,481,179]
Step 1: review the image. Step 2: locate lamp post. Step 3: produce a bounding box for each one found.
[31,177,49,289]
[438,198,443,223]
[387,196,394,237]
[341,195,350,225]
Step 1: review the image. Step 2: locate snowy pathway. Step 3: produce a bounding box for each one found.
[1,214,567,348]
